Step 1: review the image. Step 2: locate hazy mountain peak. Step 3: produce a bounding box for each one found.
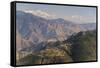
[23,10,56,19]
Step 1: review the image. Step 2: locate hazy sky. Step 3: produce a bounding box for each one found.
[16,3,96,24]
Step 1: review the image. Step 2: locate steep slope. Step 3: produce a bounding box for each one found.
[16,11,81,50]
[67,30,96,62]
[16,11,96,64]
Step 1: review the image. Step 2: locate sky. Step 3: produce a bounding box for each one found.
[16,3,96,24]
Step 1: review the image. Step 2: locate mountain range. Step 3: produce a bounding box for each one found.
[16,11,96,51]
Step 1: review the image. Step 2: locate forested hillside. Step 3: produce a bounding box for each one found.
[16,30,97,65]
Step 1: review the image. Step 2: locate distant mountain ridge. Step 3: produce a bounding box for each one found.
[24,10,56,19]
[79,23,96,31]
[16,11,96,51]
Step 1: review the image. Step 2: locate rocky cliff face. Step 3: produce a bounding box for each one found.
[16,10,96,54]
[16,11,96,65]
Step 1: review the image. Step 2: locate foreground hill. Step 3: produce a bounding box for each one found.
[67,30,96,62]
[16,30,96,65]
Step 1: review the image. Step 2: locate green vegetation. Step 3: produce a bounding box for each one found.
[68,30,96,62]
[16,54,43,65]
[17,42,73,65]
[17,30,97,65]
